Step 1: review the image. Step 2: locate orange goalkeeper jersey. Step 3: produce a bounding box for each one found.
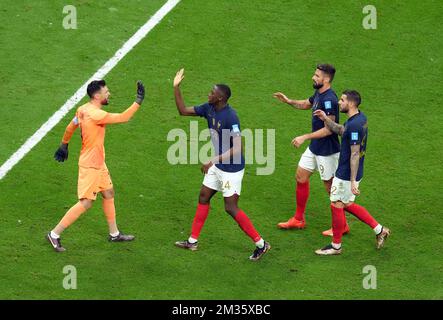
[62,102,140,169]
[76,103,108,169]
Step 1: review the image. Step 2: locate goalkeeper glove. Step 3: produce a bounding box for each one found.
[54,143,69,162]
[135,80,145,105]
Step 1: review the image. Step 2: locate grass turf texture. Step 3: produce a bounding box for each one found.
[0,0,442,299]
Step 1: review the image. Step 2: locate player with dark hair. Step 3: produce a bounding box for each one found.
[46,80,145,252]
[313,90,390,255]
[274,64,350,236]
[172,68,270,261]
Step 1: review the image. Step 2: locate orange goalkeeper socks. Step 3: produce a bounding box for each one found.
[103,198,119,235]
[103,198,116,223]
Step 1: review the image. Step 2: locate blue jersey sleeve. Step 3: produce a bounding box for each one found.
[308,95,315,105]
[322,97,338,116]
[194,103,210,118]
[347,122,364,146]
[227,111,242,137]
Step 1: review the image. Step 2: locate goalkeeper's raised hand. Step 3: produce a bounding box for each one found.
[135,80,145,105]
[54,143,69,162]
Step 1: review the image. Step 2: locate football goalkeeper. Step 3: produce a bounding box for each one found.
[47,80,145,252]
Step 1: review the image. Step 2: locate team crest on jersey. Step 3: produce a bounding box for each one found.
[351,132,359,140]
[232,124,240,133]
[324,101,332,109]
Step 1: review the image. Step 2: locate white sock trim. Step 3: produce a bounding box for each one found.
[373,224,383,235]
[188,237,198,244]
[110,231,120,237]
[255,238,264,249]
[50,231,60,239]
[331,242,341,250]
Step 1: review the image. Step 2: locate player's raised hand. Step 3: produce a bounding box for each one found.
[135,80,145,105]
[351,181,360,195]
[54,143,69,162]
[273,92,289,104]
[291,135,306,148]
[313,109,327,121]
[174,68,185,87]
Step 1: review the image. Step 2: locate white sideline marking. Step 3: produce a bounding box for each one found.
[0,0,181,180]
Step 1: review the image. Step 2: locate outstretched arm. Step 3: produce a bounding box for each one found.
[174,68,197,116]
[291,115,335,148]
[313,110,345,136]
[273,92,312,110]
[97,81,145,125]
[97,103,140,124]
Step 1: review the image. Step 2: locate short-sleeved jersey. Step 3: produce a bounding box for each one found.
[335,111,368,181]
[75,102,109,169]
[194,103,245,173]
[308,88,340,156]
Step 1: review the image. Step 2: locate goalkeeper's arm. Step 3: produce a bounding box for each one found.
[54,120,78,162]
[97,81,145,125]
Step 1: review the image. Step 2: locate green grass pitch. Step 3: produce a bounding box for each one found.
[0,0,442,299]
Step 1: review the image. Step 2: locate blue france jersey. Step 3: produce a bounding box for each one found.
[194,103,245,173]
[335,111,368,181]
[309,88,340,156]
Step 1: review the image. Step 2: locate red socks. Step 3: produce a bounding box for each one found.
[331,204,346,244]
[234,210,261,243]
[190,204,262,244]
[346,203,378,229]
[294,181,310,221]
[190,203,210,240]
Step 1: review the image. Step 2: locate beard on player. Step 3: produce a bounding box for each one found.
[313,79,323,89]
[339,101,350,113]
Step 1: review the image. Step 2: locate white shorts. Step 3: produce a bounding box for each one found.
[329,177,361,204]
[298,147,339,181]
[203,165,244,198]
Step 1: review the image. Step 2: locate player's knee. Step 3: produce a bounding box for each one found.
[80,199,93,210]
[198,192,210,205]
[224,204,238,217]
[323,179,333,193]
[332,201,345,209]
[102,188,115,199]
[296,171,309,184]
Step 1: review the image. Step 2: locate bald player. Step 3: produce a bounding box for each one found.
[46,80,145,252]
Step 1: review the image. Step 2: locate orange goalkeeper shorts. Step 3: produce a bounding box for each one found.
[77,165,113,200]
